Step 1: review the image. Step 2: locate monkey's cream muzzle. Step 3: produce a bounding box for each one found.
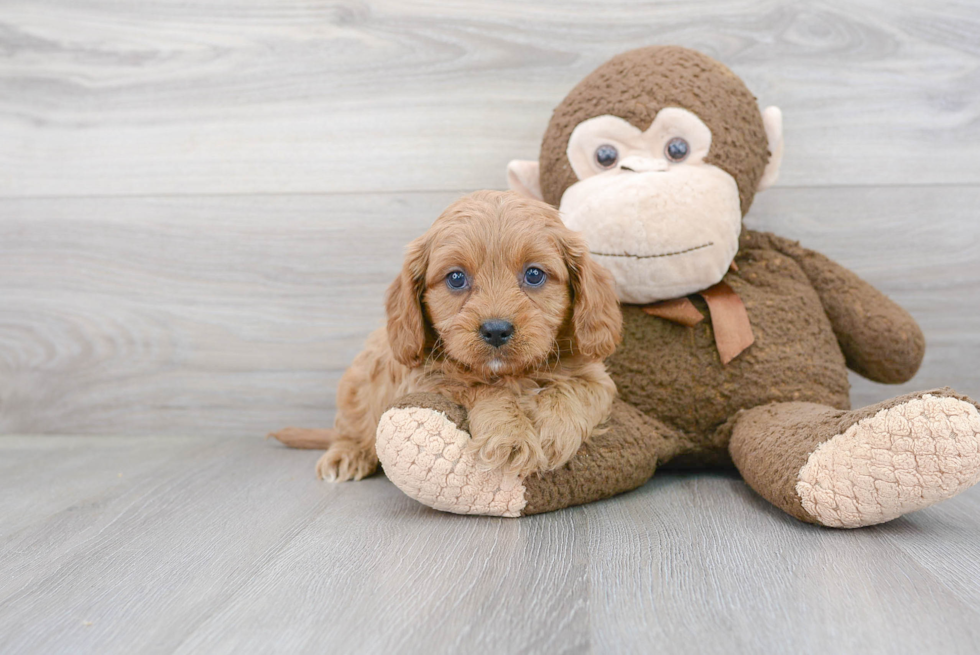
[558,164,742,304]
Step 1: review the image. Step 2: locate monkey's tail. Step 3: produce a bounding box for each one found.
[267,427,338,450]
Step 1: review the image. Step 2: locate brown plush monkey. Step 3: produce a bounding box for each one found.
[374,46,980,527]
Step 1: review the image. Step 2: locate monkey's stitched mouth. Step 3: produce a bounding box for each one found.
[590,242,713,259]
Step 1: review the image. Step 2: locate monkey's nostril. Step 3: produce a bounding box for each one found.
[479,319,514,348]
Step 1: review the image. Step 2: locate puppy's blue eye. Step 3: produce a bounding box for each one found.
[446,270,468,290]
[524,267,546,287]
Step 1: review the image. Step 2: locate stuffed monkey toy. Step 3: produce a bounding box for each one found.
[374,46,980,527]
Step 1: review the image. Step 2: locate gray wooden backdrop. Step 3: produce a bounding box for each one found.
[2,0,979,437]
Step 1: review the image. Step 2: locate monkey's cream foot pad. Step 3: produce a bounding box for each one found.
[797,394,980,528]
[376,407,527,517]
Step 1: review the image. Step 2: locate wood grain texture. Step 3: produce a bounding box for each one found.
[583,476,980,654]
[0,192,453,436]
[2,0,980,197]
[2,186,978,437]
[4,3,980,653]
[1,435,978,654]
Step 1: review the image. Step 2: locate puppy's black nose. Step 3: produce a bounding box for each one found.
[480,319,514,348]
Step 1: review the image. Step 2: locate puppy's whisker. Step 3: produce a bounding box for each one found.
[423,336,444,369]
[549,338,563,371]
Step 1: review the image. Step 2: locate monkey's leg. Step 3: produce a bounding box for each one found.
[729,388,980,528]
[375,395,685,517]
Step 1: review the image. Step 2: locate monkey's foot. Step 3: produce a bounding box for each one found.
[796,392,980,528]
[376,395,527,517]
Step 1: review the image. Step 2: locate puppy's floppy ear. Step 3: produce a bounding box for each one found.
[385,235,432,367]
[561,231,622,360]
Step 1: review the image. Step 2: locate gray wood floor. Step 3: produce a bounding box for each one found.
[3,1,980,653]
[2,435,979,655]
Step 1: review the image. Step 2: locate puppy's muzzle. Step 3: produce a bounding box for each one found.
[479,319,514,348]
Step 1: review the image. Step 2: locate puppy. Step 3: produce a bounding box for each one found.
[271,190,622,481]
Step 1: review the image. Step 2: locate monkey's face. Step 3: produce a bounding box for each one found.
[506,47,784,305]
[558,108,742,304]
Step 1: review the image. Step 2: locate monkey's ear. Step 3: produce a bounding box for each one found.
[757,106,784,193]
[506,160,544,201]
[385,237,430,367]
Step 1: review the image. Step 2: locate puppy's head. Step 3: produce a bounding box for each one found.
[386,190,622,376]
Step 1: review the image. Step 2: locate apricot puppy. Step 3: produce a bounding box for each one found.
[271,190,622,481]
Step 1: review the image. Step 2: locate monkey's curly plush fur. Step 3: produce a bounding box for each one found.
[370,46,980,526]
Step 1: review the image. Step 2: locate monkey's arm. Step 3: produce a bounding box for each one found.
[376,394,683,516]
[761,231,925,384]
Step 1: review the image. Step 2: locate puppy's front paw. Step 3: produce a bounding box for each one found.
[469,430,546,479]
[316,440,378,482]
[536,416,590,472]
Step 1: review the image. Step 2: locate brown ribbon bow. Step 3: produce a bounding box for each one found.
[642,280,755,365]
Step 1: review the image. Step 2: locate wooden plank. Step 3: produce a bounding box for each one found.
[0,435,590,655]
[0,436,335,654]
[584,473,980,654]
[174,483,590,655]
[2,186,977,437]
[877,489,980,612]
[1,435,979,654]
[0,192,456,436]
[0,435,206,540]
[2,0,980,197]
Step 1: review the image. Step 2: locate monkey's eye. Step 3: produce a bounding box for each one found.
[594,144,619,169]
[523,267,546,287]
[446,270,469,290]
[665,137,690,162]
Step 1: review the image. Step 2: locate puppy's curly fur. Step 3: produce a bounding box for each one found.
[271,190,622,480]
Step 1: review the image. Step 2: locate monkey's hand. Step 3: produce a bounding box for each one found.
[763,231,925,384]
